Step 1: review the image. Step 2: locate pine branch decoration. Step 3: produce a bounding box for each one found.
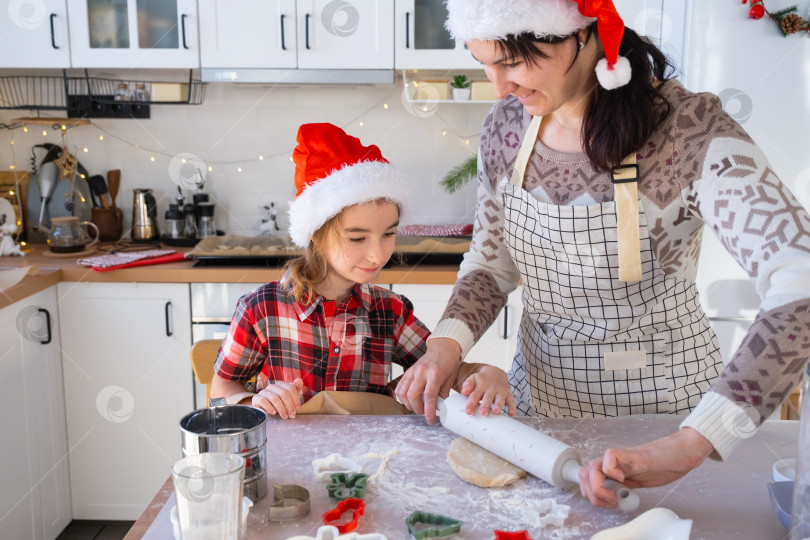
[440,155,477,193]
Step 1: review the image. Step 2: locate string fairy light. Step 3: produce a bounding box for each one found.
[2,78,483,173]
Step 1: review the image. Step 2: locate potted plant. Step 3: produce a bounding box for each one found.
[450,75,471,100]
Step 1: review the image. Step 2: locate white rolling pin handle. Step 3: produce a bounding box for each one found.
[561,460,640,512]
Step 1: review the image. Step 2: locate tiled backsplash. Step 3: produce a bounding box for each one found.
[1,79,490,237]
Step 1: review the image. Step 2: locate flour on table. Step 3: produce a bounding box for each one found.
[446,438,526,488]
[353,448,400,482]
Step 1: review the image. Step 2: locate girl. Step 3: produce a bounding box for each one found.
[211,123,430,418]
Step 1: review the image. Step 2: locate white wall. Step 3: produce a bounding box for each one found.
[0,77,488,236]
[682,0,810,318]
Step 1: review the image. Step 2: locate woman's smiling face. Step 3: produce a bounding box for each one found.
[467,34,597,118]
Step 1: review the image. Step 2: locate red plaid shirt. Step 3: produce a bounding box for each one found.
[214,277,430,399]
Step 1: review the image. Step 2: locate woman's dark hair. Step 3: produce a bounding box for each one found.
[495,22,675,172]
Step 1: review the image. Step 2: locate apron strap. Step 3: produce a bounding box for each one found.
[611,154,642,282]
[510,116,643,282]
[510,116,543,187]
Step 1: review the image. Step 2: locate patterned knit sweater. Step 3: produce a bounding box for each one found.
[432,79,810,459]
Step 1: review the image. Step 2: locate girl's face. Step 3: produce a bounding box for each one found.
[320,200,399,298]
[467,35,595,118]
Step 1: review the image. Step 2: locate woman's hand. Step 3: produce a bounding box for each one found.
[251,378,304,419]
[457,363,517,417]
[578,427,714,508]
[396,338,462,424]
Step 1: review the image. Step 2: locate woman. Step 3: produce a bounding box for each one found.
[396,0,810,508]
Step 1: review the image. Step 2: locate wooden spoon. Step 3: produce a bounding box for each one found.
[106,169,121,210]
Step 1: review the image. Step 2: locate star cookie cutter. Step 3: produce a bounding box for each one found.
[494,531,534,540]
[285,525,387,540]
[530,498,570,529]
[322,497,366,533]
[327,472,369,500]
[267,484,311,522]
[405,511,463,539]
[313,453,363,481]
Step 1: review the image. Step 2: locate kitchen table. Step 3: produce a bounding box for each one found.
[129,414,797,539]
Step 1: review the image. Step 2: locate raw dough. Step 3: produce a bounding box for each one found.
[446,438,526,488]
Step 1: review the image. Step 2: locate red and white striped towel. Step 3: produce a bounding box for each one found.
[399,224,473,237]
[77,249,177,269]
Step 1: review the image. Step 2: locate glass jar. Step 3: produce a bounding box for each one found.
[790,360,810,539]
[164,204,184,239]
[134,83,150,102]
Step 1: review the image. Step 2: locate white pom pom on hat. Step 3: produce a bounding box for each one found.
[445,0,631,90]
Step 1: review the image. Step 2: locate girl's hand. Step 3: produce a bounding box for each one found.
[578,427,714,508]
[459,364,517,417]
[252,378,304,419]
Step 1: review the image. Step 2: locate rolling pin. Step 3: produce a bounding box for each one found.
[438,393,640,512]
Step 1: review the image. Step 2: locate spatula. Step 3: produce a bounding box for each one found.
[107,170,121,210]
[86,175,109,208]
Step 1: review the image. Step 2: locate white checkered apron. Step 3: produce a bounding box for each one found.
[501,120,723,418]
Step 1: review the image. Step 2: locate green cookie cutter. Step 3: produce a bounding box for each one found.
[326,472,369,500]
[405,511,463,539]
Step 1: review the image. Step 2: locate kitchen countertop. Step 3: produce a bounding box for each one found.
[128,414,798,540]
[0,245,461,310]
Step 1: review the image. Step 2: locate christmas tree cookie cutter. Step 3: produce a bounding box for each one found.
[322,497,366,533]
[405,511,463,539]
[267,484,311,522]
[327,472,369,500]
[313,453,363,481]
[285,525,387,540]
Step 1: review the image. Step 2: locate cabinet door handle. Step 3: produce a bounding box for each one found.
[280,14,287,50]
[181,14,189,49]
[503,305,508,340]
[49,13,59,49]
[38,308,52,345]
[405,12,410,48]
[305,13,311,49]
[165,301,173,337]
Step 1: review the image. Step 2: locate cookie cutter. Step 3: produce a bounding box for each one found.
[322,497,366,533]
[494,531,533,540]
[327,472,369,500]
[267,484,311,522]
[405,511,463,539]
[313,453,363,481]
[532,498,570,529]
[285,525,387,540]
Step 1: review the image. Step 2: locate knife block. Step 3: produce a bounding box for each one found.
[91,207,124,242]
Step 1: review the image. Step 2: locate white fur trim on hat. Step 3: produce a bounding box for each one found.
[595,56,631,90]
[445,0,595,42]
[287,161,409,248]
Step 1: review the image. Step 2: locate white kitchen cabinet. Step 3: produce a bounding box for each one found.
[199,0,297,69]
[0,0,71,68]
[394,0,479,70]
[0,286,71,540]
[297,0,393,69]
[57,282,193,520]
[200,0,393,71]
[67,0,199,68]
[391,284,522,374]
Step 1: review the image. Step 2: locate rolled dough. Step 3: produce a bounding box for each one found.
[446,438,526,488]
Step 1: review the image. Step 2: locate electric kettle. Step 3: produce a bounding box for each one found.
[131,188,159,241]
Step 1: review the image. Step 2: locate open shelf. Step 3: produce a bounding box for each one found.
[400,70,496,105]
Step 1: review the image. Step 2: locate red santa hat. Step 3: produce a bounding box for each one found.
[287,123,408,247]
[445,0,631,90]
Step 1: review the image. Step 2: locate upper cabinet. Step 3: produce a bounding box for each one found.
[394,0,480,70]
[67,0,199,68]
[297,0,393,69]
[0,0,71,68]
[201,0,393,71]
[199,0,296,69]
